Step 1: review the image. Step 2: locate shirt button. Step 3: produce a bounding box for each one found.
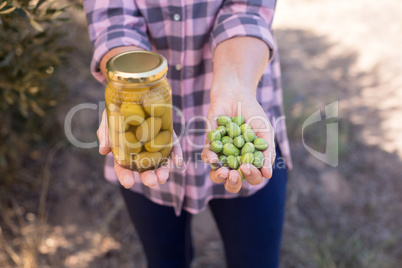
[173,13,181,21]
[175,64,182,71]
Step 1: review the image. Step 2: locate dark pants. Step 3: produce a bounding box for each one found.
[120,147,287,268]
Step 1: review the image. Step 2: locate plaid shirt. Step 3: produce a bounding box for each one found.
[84,0,292,215]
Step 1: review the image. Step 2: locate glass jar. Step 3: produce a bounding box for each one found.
[105,51,173,172]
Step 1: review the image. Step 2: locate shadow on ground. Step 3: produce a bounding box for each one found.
[276,29,402,268]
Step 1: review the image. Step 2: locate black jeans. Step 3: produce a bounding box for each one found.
[120,147,287,268]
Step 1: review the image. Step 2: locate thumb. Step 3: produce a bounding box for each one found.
[98,110,111,155]
[258,123,276,179]
[170,131,183,166]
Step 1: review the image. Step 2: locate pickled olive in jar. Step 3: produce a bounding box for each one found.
[124,132,142,154]
[160,144,173,158]
[144,131,172,152]
[111,146,131,165]
[136,117,162,143]
[105,51,173,171]
[120,103,145,126]
[143,94,168,117]
[107,105,129,132]
[161,106,173,130]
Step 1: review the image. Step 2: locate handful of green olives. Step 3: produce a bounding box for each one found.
[207,115,268,180]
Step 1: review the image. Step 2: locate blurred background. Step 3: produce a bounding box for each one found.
[1,0,401,267]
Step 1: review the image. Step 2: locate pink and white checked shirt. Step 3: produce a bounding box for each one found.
[84,0,292,215]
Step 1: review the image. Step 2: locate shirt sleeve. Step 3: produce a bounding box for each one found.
[83,0,152,84]
[210,0,277,62]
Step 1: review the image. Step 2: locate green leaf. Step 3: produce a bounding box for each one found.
[0,2,7,10]
[30,19,44,32]
[0,6,16,14]
[46,0,57,11]
[50,10,62,20]
[35,0,46,10]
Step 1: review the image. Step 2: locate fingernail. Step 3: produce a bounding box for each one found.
[243,166,251,176]
[99,132,104,148]
[228,176,237,185]
[219,174,226,180]
[123,176,133,188]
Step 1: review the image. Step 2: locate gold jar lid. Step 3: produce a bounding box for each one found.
[106,51,168,84]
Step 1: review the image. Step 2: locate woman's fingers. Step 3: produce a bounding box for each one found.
[252,120,275,180]
[209,167,230,184]
[170,131,183,166]
[97,110,111,155]
[139,170,158,188]
[201,143,219,164]
[240,163,264,185]
[114,159,135,188]
[155,160,170,184]
[260,143,275,180]
[224,170,242,193]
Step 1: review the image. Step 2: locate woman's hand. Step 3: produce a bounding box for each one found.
[201,91,276,193]
[202,36,274,193]
[97,110,183,189]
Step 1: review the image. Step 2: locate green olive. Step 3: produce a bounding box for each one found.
[240,153,254,165]
[222,143,240,156]
[120,103,145,126]
[233,136,245,148]
[240,123,251,134]
[210,140,223,153]
[124,131,142,154]
[253,151,264,168]
[107,110,130,132]
[221,136,233,145]
[161,110,172,130]
[219,155,228,166]
[217,126,227,136]
[210,163,221,171]
[227,155,239,169]
[232,115,245,126]
[144,131,171,152]
[243,128,256,142]
[238,167,245,181]
[241,142,255,155]
[254,138,268,151]
[225,122,241,138]
[143,95,167,117]
[160,145,173,158]
[208,130,221,142]
[217,115,231,126]
[136,117,162,142]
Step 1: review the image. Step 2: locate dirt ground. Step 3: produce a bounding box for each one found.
[1,0,402,267]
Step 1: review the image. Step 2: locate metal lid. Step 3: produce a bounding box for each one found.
[106,51,168,84]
